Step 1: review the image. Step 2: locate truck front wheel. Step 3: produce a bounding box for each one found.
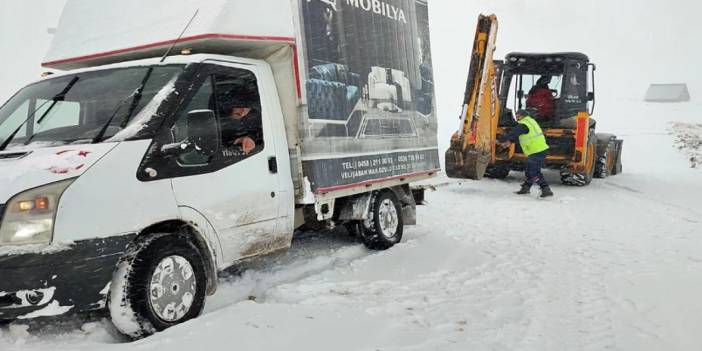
[362,191,404,250]
[108,233,207,339]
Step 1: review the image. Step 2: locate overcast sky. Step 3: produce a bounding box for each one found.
[0,1,65,100]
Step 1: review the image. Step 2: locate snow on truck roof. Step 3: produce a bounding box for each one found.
[44,0,296,70]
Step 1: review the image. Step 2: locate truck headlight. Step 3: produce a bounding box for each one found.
[0,179,75,246]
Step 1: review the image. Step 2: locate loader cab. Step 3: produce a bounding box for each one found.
[498,52,595,128]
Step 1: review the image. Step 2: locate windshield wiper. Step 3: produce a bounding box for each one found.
[0,76,80,151]
[92,67,154,143]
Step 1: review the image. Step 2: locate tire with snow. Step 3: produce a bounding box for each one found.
[344,221,363,238]
[484,164,511,179]
[594,140,616,178]
[361,191,404,250]
[611,140,624,175]
[561,132,597,186]
[108,233,207,339]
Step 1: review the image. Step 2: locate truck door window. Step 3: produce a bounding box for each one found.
[172,76,215,166]
[214,71,264,159]
[170,67,263,167]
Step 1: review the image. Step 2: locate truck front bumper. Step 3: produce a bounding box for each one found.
[0,234,134,321]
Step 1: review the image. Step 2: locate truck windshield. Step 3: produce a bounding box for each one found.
[0,65,184,149]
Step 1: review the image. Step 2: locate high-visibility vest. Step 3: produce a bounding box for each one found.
[518,116,549,156]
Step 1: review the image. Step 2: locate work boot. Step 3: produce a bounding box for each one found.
[515,183,531,195]
[540,185,554,198]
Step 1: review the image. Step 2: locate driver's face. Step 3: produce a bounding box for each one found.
[230,107,252,119]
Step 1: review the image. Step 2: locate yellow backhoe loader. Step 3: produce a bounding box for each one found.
[446,15,623,186]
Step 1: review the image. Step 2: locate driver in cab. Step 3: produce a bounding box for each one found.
[220,92,263,155]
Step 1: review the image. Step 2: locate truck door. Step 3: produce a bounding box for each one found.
[167,63,285,264]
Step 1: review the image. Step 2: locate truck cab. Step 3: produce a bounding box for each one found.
[0,54,295,325]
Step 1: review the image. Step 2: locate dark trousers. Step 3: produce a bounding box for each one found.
[524,151,548,187]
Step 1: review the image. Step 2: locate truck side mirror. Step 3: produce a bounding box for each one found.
[187,109,220,157]
[587,92,595,101]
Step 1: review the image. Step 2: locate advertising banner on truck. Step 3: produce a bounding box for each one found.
[299,0,440,192]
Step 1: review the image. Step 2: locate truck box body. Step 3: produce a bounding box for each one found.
[44,0,440,202]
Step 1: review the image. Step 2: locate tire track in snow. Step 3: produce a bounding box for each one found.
[206,228,373,311]
[571,233,617,351]
[445,183,620,350]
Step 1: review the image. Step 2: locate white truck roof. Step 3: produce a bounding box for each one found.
[44,0,296,69]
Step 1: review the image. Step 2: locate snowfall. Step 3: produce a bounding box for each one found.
[1,0,701,350]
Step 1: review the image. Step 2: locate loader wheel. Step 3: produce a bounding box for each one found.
[108,233,207,339]
[594,140,616,178]
[362,191,403,250]
[484,164,511,179]
[611,140,624,175]
[561,135,596,186]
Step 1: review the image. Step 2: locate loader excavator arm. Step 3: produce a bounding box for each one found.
[445,15,501,180]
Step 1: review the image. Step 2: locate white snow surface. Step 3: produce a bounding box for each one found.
[1,0,702,350]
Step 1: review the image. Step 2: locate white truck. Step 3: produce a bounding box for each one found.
[0,0,439,338]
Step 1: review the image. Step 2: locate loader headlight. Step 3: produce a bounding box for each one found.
[0,179,75,246]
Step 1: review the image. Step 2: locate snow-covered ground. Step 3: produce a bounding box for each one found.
[670,122,701,169]
[1,99,700,350]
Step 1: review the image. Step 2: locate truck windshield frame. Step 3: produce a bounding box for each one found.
[0,64,185,149]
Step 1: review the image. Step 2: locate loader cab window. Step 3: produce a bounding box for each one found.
[506,74,563,123]
[172,66,263,167]
[500,54,591,127]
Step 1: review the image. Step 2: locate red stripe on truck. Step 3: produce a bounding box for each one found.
[314,170,440,194]
[292,45,302,98]
[41,34,296,67]
[41,33,302,98]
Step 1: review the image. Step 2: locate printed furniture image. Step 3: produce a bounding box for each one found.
[306,63,361,121]
[368,66,413,112]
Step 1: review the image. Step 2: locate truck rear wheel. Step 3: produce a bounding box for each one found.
[362,191,404,250]
[108,233,207,339]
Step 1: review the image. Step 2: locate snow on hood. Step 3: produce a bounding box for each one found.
[0,143,118,204]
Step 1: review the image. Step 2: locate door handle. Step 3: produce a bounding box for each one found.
[268,156,278,174]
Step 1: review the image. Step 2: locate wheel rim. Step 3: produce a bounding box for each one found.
[378,199,399,238]
[148,255,197,322]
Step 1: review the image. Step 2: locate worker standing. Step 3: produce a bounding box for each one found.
[498,108,554,198]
